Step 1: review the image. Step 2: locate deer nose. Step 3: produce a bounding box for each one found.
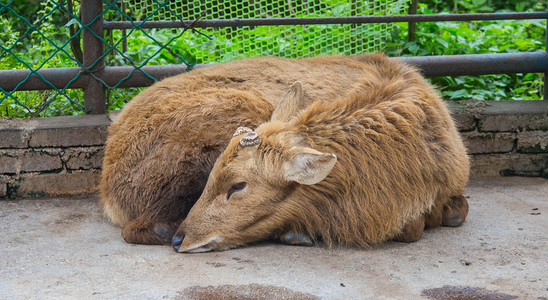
[171,232,185,252]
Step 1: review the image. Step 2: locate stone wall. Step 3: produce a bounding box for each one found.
[1,100,547,199]
[450,101,548,177]
[0,115,110,198]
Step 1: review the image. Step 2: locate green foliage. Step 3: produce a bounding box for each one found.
[389,19,544,56]
[1,0,84,117]
[423,0,545,13]
[0,89,84,117]
[386,0,546,100]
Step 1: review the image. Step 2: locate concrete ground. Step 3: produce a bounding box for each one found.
[1,177,546,299]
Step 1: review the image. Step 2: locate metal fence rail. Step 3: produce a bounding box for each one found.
[104,12,548,29]
[4,51,548,90]
[0,0,547,116]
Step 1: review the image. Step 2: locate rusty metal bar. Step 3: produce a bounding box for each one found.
[407,0,419,42]
[81,0,106,114]
[103,12,548,30]
[398,52,548,77]
[0,68,86,91]
[545,16,548,100]
[2,52,547,91]
[0,65,200,91]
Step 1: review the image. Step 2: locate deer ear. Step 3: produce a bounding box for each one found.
[270,81,305,122]
[283,147,337,185]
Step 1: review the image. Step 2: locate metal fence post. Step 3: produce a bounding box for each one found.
[81,0,106,114]
[408,0,419,42]
[545,15,547,100]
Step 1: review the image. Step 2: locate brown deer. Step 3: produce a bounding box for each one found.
[171,54,470,253]
[100,54,401,245]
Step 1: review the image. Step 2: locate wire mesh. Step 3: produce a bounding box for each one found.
[0,0,86,116]
[124,0,410,63]
[0,0,410,117]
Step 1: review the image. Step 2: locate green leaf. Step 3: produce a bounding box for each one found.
[64,18,79,28]
[435,37,449,48]
[523,73,536,81]
[448,89,470,99]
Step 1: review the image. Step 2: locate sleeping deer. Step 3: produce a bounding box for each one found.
[100,54,403,245]
[171,54,470,252]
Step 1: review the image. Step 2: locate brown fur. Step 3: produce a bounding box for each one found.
[100,55,395,244]
[174,54,470,252]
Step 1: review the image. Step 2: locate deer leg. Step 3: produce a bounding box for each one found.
[442,195,469,227]
[270,231,314,246]
[121,203,184,245]
[121,217,173,245]
[394,215,426,243]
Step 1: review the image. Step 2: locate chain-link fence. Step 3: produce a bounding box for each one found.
[0,0,85,116]
[0,0,410,117]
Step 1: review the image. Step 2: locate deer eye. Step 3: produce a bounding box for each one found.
[226,182,246,201]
